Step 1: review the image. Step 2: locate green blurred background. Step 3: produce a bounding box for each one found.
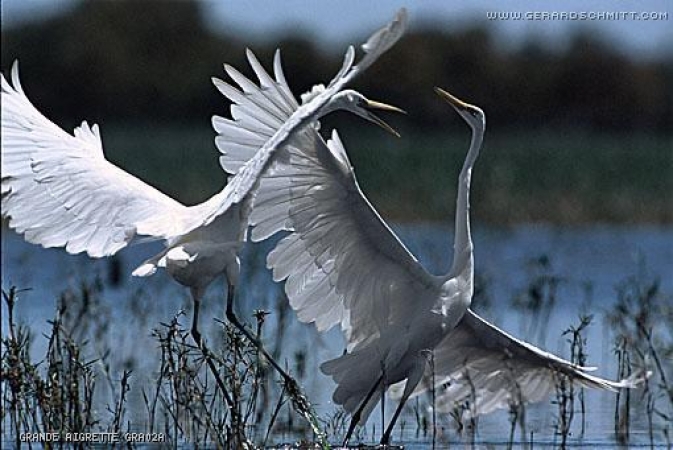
[2,0,671,224]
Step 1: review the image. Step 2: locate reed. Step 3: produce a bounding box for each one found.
[2,256,671,447]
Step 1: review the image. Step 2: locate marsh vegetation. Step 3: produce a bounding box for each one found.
[2,229,671,447]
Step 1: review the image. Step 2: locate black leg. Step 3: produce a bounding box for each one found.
[225,283,328,445]
[381,362,425,445]
[224,283,297,384]
[380,391,408,445]
[188,289,245,446]
[343,373,385,447]
[190,294,202,346]
[381,363,386,441]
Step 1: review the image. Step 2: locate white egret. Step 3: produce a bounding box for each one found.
[231,82,643,444]
[0,8,407,433]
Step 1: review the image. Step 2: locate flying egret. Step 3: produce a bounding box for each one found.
[0,8,407,430]
[229,83,643,444]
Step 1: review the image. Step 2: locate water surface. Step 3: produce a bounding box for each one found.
[2,224,671,446]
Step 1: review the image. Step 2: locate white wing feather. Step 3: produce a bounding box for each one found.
[401,309,642,418]
[199,8,408,229]
[209,9,426,343]
[1,63,194,258]
[212,49,315,181]
[2,9,407,261]
[256,130,439,345]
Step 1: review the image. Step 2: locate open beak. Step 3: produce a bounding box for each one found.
[364,100,405,137]
[434,87,471,112]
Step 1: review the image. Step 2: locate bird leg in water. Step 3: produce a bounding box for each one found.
[189,289,244,444]
[190,291,202,345]
[224,283,327,445]
[380,392,408,445]
[380,361,426,445]
[380,361,386,441]
[224,283,298,384]
[343,373,385,446]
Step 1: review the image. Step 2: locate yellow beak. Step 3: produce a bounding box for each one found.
[365,100,406,115]
[434,87,472,111]
[364,100,406,137]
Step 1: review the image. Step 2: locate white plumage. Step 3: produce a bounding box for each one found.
[1,79,190,256]
[214,54,644,443]
[1,9,408,305]
[1,14,410,434]
[2,7,642,446]
[404,309,642,419]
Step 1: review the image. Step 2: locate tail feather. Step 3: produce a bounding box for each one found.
[131,251,165,277]
[572,365,650,391]
[321,344,385,425]
[131,262,157,277]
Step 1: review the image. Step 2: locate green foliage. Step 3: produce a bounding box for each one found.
[101,123,224,206]
[341,128,672,223]
[91,123,672,224]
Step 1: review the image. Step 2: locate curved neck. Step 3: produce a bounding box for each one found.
[447,124,484,281]
[316,93,346,116]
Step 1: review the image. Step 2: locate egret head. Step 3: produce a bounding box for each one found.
[435,87,485,131]
[333,90,405,137]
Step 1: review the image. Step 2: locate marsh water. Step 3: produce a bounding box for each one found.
[2,224,672,447]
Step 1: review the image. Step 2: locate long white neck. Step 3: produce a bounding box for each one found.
[318,93,349,117]
[447,123,484,283]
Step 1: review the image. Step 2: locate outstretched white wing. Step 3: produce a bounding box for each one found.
[1,64,195,257]
[259,131,439,345]
[199,8,408,228]
[1,8,407,260]
[402,309,641,417]
[212,49,303,179]
[211,9,429,344]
